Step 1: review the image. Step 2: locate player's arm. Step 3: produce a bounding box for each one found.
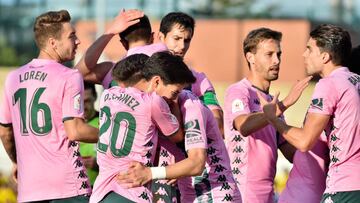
[117,148,206,187]
[262,95,330,152]
[235,77,312,136]
[278,141,296,163]
[64,118,99,143]
[75,10,144,84]
[0,124,16,163]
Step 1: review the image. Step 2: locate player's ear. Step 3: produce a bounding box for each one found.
[146,76,161,92]
[322,51,331,64]
[48,37,57,50]
[158,32,165,42]
[246,51,255,65]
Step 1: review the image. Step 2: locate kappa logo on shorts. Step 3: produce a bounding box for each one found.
[311,98,323,110]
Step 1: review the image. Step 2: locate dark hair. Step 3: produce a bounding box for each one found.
[243,27,282,55]
[310,24,352,66]
[112,54,149,86]
[34,10,71,49]
[143,51,196,85]
[119,15,152,43]
[84,81,97,99]
[160,12,195,37]
[346,45,360,75]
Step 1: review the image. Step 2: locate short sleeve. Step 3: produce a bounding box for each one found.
[62,71,84,120]
[308,79,337,115]
[151,94,179,136]
[182,96,208,151]
[224,86,251,124]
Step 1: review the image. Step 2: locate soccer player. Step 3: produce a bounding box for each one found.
[152,12,226,202]
[261,24,360,203]
[80,82,100,187]
[75,10,166,89]
[0,10,98,202]
[223,27,312,203]
[116,54,242,203]
[90,52,196,203]
[158,12,224,135]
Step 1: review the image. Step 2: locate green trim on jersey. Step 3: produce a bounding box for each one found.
[62,117,74,122]
[199,91,220,107]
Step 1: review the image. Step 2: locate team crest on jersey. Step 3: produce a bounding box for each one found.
[73,93,82,111]
[232,99,244,113]
[310,98,323,110]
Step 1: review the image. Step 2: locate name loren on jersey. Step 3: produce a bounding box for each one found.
[103,92,140,111]
[19,70,48,83]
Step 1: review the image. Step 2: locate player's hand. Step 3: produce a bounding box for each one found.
[105,9,144,35]
[257,91,279,122]
[12,163,17,183]
[117,161,152,188]
[166,178,177,186]
[281,76,312,112]
[82,156,98,170]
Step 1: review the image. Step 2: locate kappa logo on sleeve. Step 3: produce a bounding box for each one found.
[232,99,244,113]
[73,93,82,111]
[310,98,323,110]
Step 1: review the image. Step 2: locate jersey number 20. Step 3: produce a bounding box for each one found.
[97,106,136,158]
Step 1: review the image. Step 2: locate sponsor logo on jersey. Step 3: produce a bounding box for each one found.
[310,98,323,110]
[74,93,81,111]
[232,99,244,113]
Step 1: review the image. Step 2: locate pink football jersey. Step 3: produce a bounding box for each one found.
[177,90,242,203]
[90,86,179,203]
[0,59,89,202]
[307,67,360,193]
[224,78,286,203]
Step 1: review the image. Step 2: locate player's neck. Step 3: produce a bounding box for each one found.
[247,75,271,93]
[321,64,342,78]
[128,40,150,49]
[38,49,60,63]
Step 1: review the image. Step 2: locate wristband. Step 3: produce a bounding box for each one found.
[150,167,166,180]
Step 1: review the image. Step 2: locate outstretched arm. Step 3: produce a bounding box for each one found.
[234,76,312,136]
[261,93,329,152]
[75,9,144,84]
